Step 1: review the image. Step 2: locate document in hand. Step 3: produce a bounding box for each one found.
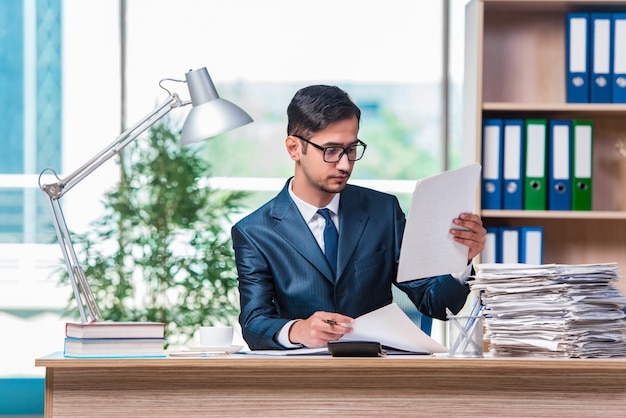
[341,303,448,353]
[397,163,481,282]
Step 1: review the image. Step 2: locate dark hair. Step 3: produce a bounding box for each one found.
[287,85,361,138]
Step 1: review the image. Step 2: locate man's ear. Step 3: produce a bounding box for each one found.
[285,135,300,161]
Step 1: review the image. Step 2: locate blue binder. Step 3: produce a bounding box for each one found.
[520,227,543,265]
[590,13,613,103]
[566,12,590,103]
[481,119,503,210]
[502,119,524,210]
[548,120,572,211]
[613,13,626,103]
[499,227,519,264]
[482,227,500,264]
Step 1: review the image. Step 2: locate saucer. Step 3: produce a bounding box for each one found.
[187,345,243,354]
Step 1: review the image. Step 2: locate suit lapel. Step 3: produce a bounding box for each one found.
[336,186,369,279]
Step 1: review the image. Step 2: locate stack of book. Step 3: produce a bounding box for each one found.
[63,321,166,358]
[471,263,626,358]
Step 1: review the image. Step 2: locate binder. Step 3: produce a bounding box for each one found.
[519,226,543,265]
[590,13,613,103]
[524,119,547,210]
[499,227,519,264]
[548,120,572,211]
[481,119,503,210]
[613,13,626,103]
[482,227,499,264]
[571,120,593,210]
[566,12,590,103]
[502,119,524,210]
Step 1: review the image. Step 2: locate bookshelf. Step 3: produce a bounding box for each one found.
[464,0,626,293]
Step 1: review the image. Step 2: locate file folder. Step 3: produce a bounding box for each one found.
[482,227,499,264]
[548,120,572,211]
[571,120,593,210]
[481,119,503,210]
[520,226,543,265]
[590,13,613,103]
[613,13,626,103]
[566,12,590,103]
[502,120,524,210]
[499,227,519,264]
[524,119,547,210]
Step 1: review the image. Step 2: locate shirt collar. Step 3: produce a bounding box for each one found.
[288,179,341,222]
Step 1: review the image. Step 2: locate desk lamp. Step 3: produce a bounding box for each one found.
[38,67,253,323]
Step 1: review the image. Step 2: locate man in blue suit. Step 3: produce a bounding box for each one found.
[232,85,486,350]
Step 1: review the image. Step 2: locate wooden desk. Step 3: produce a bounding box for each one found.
[36,352,626,417]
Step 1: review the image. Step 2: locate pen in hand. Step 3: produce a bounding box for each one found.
[324,319,353,328]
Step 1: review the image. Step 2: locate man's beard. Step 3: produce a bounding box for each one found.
[320,172,350,194]
[320,184,346,194]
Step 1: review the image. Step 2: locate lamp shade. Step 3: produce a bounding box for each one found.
[180,67,253,146]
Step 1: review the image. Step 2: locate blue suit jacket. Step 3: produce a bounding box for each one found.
[231,180,470,349]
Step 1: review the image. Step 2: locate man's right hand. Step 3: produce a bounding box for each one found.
[288,311,354,347]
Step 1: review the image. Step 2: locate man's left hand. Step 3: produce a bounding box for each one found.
[450,213,486,260]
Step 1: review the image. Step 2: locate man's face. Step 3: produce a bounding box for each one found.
[288,116,360,206]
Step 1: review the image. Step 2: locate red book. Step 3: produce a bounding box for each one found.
[65,322,165,339]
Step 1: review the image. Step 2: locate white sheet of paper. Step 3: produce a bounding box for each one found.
[397,163,481,282]
[242,347,329,356]
[341,303,448,353]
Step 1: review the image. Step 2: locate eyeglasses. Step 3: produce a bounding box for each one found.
[292,135,367,163]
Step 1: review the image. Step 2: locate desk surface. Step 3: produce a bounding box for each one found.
[37,352,626,417]
[36,350,626,370]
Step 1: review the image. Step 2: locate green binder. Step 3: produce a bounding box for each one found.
[571,120,593,211]
[524,119,547,210]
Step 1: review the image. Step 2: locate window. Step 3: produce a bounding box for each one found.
[0,0,62,244]
[123,0,445,191]
[2,0,472,377]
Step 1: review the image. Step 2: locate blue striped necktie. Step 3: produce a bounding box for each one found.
[317,208,338,277]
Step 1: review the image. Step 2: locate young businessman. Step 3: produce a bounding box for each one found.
[231,85,486,350]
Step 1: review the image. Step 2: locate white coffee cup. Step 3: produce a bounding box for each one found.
[199,326,234,347]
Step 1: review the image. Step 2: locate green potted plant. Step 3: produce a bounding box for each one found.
[57,121,247,347]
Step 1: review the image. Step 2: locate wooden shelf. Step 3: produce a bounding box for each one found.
[483,102,626,113]
[481,210,626,220]
[465,0,626,292]
[481,0,626,13]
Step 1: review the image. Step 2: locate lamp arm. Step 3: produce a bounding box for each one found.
[39,93,188,323]
[43,93,186,199]
[43,194,100,323]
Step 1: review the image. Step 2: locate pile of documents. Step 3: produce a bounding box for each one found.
[470,263,626,358]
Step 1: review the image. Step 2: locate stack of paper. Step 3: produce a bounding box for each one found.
[471,263,626,358]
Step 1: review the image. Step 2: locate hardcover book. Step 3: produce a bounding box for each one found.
[63,337,166,358]
[65,321,165,339]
